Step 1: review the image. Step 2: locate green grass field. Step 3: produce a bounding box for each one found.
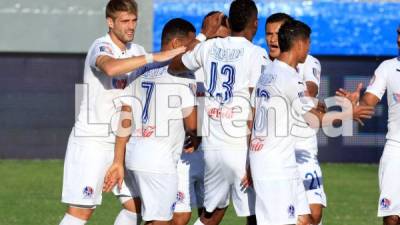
[0,160,381,225]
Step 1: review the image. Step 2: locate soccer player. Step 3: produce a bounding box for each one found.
[58,1,185,225]
[103,18,199,225]
[264,13,327,225]
[172,11,231,225]
[336,25,400,225]
[250,20,374,225]
[168,1,268,224]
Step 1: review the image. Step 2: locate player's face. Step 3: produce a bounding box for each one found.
[297,38,310,63]
[109,11,138,43]
[266,21,284,59]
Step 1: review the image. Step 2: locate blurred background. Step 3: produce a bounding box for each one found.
[0,0,398,162]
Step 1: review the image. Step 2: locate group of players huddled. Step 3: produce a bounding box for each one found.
[58,0,400,225]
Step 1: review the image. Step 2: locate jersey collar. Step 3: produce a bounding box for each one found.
[274,59,297,74]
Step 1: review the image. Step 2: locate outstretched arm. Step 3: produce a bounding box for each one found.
[97,47,186,77]
[103,105,132,192]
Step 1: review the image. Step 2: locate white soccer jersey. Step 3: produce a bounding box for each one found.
[295,55,321,152]
[366,57,400,143]
[121,66,196,174]
[182,37,269,151]
[249,59,315,179]
[74,34,146,143]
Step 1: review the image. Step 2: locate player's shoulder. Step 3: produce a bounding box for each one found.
[378,57,399,70]
[88,34,115,54]
[305,54,321,67]
[91,34,113,47]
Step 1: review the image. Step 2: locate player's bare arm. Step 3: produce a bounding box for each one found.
[182,106,200,153]
[306,81,319,97]
[103,105,132,192]
[302,98,375,129]
[96,47,186,77]
[168,13,224,75]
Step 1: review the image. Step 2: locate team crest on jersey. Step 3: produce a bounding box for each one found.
[83,186,94,198]
[112,78,128,89]
[393,93,400,103]
[259,67,276,86]
[99,45,113,55]
[380,198,391,210]
[287,205,296,218]
[176,191,185,203]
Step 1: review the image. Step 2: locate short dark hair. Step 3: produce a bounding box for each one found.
[265,13,293,32]
[278,20,311,52]
[202,11,228,29]
[106,0,137,19]
[266,12,293,25]
[228,0,258,32]
[161,18,196,46]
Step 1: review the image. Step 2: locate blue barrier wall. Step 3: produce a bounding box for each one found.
[154,0,399,56]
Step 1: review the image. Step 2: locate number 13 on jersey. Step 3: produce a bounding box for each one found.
[207,62,236,103]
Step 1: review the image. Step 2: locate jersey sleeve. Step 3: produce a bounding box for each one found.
[181,41,207,71]
[178,78,197,109]
[249,47,269,88]
[302,56,321,88]
[366,61,388,100]
[89,41,116,71]
[285,78,315,115]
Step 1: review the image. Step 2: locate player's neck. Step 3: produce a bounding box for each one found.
[231,30,253,42]
[108,31,127,51]
[277,52,298,70]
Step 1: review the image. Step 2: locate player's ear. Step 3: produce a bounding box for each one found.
[171,38,183,49]
[107,17,114,29]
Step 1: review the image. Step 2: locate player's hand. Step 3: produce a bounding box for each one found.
[103,163,124,192]
[201,12,224,38]
[153,46,187,62]
[316,101,327,114]
[352,105,374,125]
[240,166,253,190]
[336,82,363,106]
[183,135,201,153]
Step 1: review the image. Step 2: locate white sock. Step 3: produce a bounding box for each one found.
[59,213,87,225]
[114,209,142,225]
[193,218,205,225]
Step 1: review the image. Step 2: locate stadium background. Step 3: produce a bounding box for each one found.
[1,0,398,162]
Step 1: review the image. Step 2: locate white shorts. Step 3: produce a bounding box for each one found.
[378,141,400,217]
[295,149,327,208]
[125,170,177,221]
[174,150,205,213]
[253,178,310,225]
[203,149,255,217]
[61,133,131,206]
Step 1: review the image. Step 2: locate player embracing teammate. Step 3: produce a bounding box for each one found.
[60,0,379,225]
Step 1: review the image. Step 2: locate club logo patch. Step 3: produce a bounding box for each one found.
[393,93,400,103]
[380,198,391,210]
[83,186,94,198]
[99,45,113,55]
[176,191,185,203]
